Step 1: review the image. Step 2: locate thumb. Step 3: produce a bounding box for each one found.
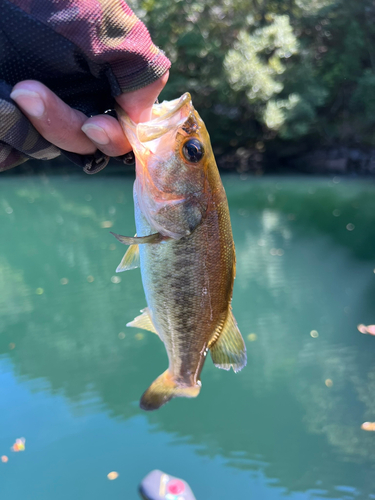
[115,71,169,124]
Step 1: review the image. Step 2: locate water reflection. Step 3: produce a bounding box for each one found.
[1,174,375,498]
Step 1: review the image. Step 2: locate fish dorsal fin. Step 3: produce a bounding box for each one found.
[116,244,140,272]
[127,307,158,335]
[209,308,247,373]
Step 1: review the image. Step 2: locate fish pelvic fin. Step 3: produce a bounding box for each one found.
[116,243,140,272]
[140,370,201,411]
[209,307,247,373]
[126,307,158,336]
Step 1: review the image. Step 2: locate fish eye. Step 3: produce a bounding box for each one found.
[182,139,204,163]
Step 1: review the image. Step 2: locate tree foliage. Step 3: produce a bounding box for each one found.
[129,0,375,160]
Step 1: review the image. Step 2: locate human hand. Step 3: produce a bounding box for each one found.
[10,71,169,159]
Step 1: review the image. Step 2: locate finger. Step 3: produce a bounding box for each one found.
[81,114,132,157]
[10,80,96,155]
[116,71,169,123]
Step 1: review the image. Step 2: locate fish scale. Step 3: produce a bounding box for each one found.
[138,197,231,371]
[113,92,246,410]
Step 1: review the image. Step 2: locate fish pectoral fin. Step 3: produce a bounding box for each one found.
[116,244,140,272]
[140,370,201,411]
[209,308,247,373]
[126,307,159,336]
[110,231,162,245]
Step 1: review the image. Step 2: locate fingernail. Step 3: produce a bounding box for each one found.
[10,89,45,118]
[81,124,109,145]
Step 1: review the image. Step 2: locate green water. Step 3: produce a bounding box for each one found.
[1,171,375,499]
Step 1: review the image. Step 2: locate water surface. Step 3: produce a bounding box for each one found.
[1,171,375,499]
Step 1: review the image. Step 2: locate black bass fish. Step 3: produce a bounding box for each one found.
[112,93,246,411]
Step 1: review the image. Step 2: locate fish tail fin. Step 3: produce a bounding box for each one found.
[140,370,201,411]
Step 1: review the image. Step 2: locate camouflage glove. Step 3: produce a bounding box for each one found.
[0,0,170,173]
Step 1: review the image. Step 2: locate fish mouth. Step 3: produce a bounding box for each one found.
[149,92,192,124]
[116,92,193,145]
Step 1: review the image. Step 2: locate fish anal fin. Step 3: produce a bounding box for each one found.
[127,307,158,335]
[116,244,140,272]
[140,370,201,411]
[209,308,247,373]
